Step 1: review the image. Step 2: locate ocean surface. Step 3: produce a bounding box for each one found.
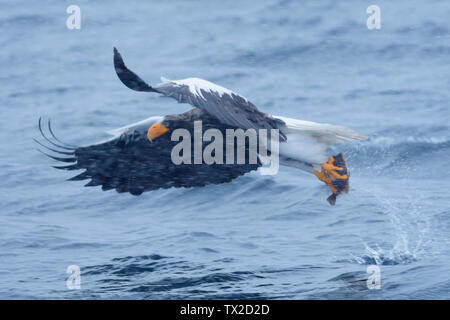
[1,0,449,299]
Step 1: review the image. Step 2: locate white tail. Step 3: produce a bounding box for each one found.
[274,115,368,145]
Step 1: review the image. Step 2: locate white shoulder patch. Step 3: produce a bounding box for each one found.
[173,77,241,100]
[106,116,164,137]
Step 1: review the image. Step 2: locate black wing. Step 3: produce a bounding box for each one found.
[36,113,261,196]
[113,47,157,93]
[113,47,286,141]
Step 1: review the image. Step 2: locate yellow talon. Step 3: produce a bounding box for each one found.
[314,169,337,193]
[313,169,329,183]
[314,154,349,197]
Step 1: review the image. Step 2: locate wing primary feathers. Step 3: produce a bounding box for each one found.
[85,176,105,187]
[38,118,74,150]
[52,164,79,170]
[33,138,74,156]
[37,149,76,163]
[67,171,91,181]
[113,47,158,93]
[47,119,77,148]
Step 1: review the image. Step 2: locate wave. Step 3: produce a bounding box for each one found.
[79,254,265,299]
[336,134,450,178]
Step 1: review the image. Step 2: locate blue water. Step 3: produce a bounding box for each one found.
[1,0,449,299]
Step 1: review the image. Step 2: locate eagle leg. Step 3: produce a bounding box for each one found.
[313,153,349,205]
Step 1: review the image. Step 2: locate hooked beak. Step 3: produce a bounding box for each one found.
[147,123,169,142]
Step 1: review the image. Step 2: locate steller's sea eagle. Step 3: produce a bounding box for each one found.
[36,48,368,205]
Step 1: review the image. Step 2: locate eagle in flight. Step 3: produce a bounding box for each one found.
[36,48,367,205]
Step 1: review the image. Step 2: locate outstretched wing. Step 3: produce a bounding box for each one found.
[113,48,157,93]
[113,47,286,141]
[36,114,260,195]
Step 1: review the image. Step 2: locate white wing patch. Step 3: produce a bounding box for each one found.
[163,77,241,100]
[106,116,164,137]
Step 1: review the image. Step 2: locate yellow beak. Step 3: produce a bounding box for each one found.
[147,123,169,142]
